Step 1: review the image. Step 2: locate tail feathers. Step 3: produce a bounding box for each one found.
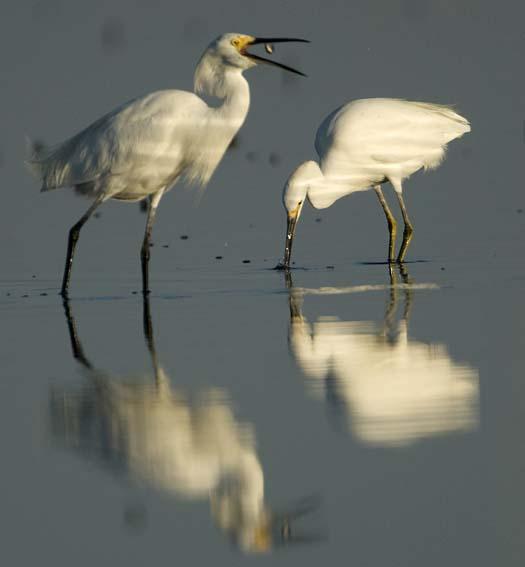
[25,137,71,192]
[411,102,471,135]
[25,137,53,191]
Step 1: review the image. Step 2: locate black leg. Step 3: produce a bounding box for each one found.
[140,189,165,295]
[61,195,105,297]
[140,292,166,391]
[62,298,93,369]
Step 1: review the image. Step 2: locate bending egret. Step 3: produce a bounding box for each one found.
[51,298,318,552]
[27,33,308,295]
[278,99,470,268]
[286,268,479,447]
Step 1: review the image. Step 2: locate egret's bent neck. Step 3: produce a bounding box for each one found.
[307,168,355,210]
[216,70,251,127]
[288,160,367,209]
[194,55,251,129]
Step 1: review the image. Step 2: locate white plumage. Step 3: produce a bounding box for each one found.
[287,278,479,447]
[279,98,470,267]
[27,33,307,295]
[30,90,229,197]
[51,298,314,553]
[52,373,269,551]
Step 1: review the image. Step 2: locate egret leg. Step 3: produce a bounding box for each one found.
[382,264,398,342]
[374,185,397,263]
[141,188,165,295]
[398,263,413,321]
[61,195,106,297]
[394,192,414,263]
[62,298,93,369]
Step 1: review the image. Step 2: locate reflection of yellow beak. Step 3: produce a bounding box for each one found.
[252,522,272,553]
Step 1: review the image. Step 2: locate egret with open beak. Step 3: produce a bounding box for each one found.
[28,33,308,295]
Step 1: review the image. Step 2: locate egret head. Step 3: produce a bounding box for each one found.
[195,33,308,97]
[278,161,321,269]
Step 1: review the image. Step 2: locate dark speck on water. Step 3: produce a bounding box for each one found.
[100,18,126,54]
[162,244,169,248]
[326,265,335,270]
[40,292,47,296]
[180,235,189,240]
[242,259,251,264]
[215,256,223,260]
[315,217,322,223]
[441,267,446,270]
[516,209,523,214]
[32,275,36,279]
[268,152,282,167]
[245,151,258,163]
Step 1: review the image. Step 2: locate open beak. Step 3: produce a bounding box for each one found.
[243,37,309,76]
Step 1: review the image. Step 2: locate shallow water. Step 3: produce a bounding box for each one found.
[2,258,525,565]
[2,0,525,564]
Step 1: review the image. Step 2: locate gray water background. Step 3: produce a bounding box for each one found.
[1,1,525,565]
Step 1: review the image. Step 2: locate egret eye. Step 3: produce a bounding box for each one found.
[231,38,240,47]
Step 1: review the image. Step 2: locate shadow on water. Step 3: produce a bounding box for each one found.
[284,265,480,447]
[49,296,322,554]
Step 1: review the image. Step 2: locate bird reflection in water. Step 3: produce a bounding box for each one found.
[286,267,479,447]
[50,298,319,553]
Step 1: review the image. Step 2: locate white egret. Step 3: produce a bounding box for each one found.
[278,98,470,268]
[27,33,308,295]
[286,269,479,447]
[51,298,317,552]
